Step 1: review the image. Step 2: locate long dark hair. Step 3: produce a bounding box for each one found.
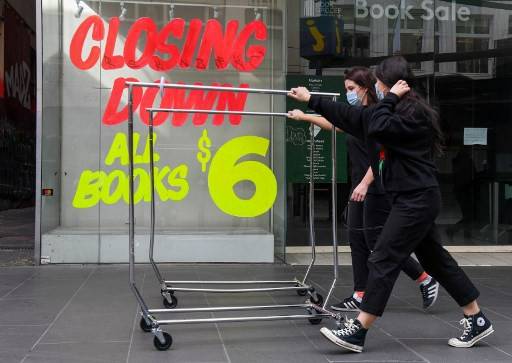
[375,56,444,156]
[344,67,378,106]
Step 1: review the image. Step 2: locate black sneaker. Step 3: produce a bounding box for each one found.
[419,276,439,310]
[330,294,361,312]
[320,319,368,353]
[448,311,494,348]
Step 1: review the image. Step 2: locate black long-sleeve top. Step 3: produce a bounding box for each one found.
[346,134,384,195]
[308,93,439,193]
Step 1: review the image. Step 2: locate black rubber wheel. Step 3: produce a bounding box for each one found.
[139,317,152,333]
[163,294,178,309]
[307,308,323,325]
[310,292,324,306]
[153,332,173,351]
[296,287,308,296]
[308,316,323,325]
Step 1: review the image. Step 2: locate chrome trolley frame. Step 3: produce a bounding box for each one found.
[126,81,343,350]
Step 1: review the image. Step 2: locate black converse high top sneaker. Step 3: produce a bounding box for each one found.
[448,311,494,348]
[320,319,368,353]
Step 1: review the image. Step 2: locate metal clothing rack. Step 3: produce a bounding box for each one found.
[126,81,343,350]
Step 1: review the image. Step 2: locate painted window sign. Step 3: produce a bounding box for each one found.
[69,16,267,72]
[69,16,278,218]
[103,77,249,127]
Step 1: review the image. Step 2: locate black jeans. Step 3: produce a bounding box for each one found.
[348,195,424,291]
[360,187,480,316]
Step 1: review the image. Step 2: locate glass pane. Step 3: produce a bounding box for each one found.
[41,0,286,262]
[435,0,512,245]
[41,0,102,263]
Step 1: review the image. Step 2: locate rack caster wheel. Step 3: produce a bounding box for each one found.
[309,292,324,306]
[307,308,322,325]
[140,317,152,333]
[296,287,308,296]
[163,294,178,309]
[153,332,173,351]
[308,316,323,325]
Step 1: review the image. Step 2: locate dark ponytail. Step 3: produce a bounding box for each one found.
[375,56,444,156]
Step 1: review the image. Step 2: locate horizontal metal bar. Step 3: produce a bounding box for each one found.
[164,280,304,285]
[125,82,340,97]
[148,303,312,314]
[147,108,321,118]
[164,286,308,293]
[85,0,270,9]
[156,314,332,325]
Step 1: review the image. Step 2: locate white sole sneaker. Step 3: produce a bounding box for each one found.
[448,326,494,348]
[319,327,363,353]
[330,305,360,312]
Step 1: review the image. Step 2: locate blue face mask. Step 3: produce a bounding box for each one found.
[375,84,385,101]
[346,90,361,106]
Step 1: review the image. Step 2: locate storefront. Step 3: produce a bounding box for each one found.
[286,0,512,250]
[36,0,512,264]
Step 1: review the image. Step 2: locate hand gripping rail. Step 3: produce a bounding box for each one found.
[126,81,343,351]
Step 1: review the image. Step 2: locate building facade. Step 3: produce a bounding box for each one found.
[36,0,512,264]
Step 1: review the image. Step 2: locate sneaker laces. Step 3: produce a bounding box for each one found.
[333,318,359,337]
[459,317,473,340]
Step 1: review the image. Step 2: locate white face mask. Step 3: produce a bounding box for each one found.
[346,90,361,106]
[375,83,385,101]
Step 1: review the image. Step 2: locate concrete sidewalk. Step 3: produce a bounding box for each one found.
[0,264,510,363]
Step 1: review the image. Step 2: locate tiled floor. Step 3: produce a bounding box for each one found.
[0,264,511,362]
[0,208,34,249]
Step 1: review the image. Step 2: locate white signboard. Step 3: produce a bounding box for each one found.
[464,128,487,146]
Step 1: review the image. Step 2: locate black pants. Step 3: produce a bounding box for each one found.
[360,187,480,316]
[347,200,367,291]
[348,196,424,292]
[364,193,424,281]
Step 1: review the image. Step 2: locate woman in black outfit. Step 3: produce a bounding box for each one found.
[288,67,439,312]
[288,56,493,353]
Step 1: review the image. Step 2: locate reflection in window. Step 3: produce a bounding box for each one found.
[342,33,370,58]
[388,34,423,69]
[388,8,425,30]
[457,15,492,35]
[456,37,489,73]
[332,5,370,28]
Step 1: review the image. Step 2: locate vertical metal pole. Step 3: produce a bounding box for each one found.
[128,85,135,284]
[128,85,149,314]
[148,111,163,283]
[34,0,43,265]
[302,122,316,284]
[270,94,275,236]
[324,96,339,308]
